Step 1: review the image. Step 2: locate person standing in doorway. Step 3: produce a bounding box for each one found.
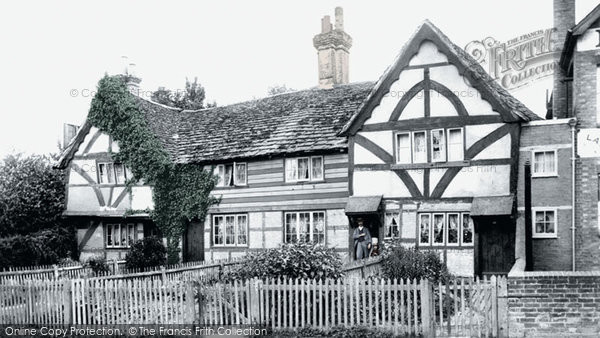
[353,218,372,260]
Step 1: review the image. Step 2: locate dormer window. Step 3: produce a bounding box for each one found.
[215,162,247,187]
[285,156,324,182]
[98,162,126,184]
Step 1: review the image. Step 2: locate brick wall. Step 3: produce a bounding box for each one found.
[508,271,600,337]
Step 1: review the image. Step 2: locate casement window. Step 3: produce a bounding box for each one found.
[532,150,557,177]
[395,128,464,164]
[532,208,557,238]
[284,211,325,244]
[412,131,427,163]
[285,156,324,182]
[447,128,464,161]
[384,211,401,239]
[418,212,473,247]
[215,162,247,187]
[396,133,412,164]
[431,129,447,162]
[213,214,248,246]
[106,223,136,248]
[98,162,127,184]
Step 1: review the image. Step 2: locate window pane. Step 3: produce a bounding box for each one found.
[385,212,400,238]
[285,213,297,243]
[447,214,459,244]
[431,130,446,162]
[311,157,324,180]
[225,164,234,186]
[114,164,126,184]
[213,216,223,245]
[313,212,325,244]
[98,163,107,184]
[215,165,225,187]
[128,224,135,246]
[545,152,555,173]
[534,152,544,173]
[419,214,430,244]
[462,214,473,244]
[397,133,411,164]
[113,224,121,247]
[106,163,115,184]
[298,158,310,180]
[285,159,298,181]
[237,215,247,245]
[120,224,127,246]
[413,132,427,163]
[225,216,235,244]
[299,212,311,242]
[433,214,445,244]
[235,163,246,185]
[107,225,113,246]
[447,129,463,161]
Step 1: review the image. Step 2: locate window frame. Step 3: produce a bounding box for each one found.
[460,213,474,246]
[531,150,558,177]
[446,213,460,247]
[395,132,413,164]
[212,213,249,247]
[417,212,473,247]
[97,162,127,185]
[284,210,326,244]
[215,162,248,187]
[447,128,465,162]
[105,223,137,249]
[430,129,447,163]
[431,213,446,246]
[532,207,558,239]
[418,213,431,245]
[412,131,428,164]
[285,156,325,183]
[384,211,401,240]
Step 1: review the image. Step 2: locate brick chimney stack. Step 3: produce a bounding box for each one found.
[313,7,352,89]
[552,0,575,118]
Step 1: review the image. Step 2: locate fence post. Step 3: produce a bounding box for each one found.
[197,284,205,325]
[186,282,196,323]
[64,280,73,324]
[420,280,433,336]
[249,278,261,324]
[219,263,224,280]
[53,265,59,279]
[112,259,118,275]
[161,266,167,281]
[497,276,508,338]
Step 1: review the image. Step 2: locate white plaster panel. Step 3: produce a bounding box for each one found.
[408,41,449,65]
[401,209,417,239]
[110,187,129,209]
[465,123,505,148]
[327,229,348,249]
[87,133,111,154]
[249,229,262,249]
[429,168,447,192]
[397,90,425,120]
[70,159,97,184]
[365,69,423,124]
[442,165,510,197]
[353,171,410,198]
[131,186,153,210]
[407,169,424,195]
[577,28,600,52]
[264,212,283,227]
[327,209,348,227]
[67,187,100,211]
[354,143,386,164]
[430,92,458,117]
[359,131,394,155]
[264,231,283,248]
[429,64,497,116]
[248,212,263,230]
[471,133,511,160]
[446,250,474,277]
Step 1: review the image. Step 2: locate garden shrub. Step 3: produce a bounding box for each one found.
[271,326,404,338]
[86,256,110,275]
[228,242,343,280]
[0,226,77,269]
[125,236,166,271]
[381,239,450,283]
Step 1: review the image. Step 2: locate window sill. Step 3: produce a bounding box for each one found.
[391,160,470,170]
[531,174,558,178]
[284,179,326,185]
[532,235,558,239]
[213,185,248,190]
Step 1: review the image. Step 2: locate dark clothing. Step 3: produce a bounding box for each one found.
[353,227,372,260]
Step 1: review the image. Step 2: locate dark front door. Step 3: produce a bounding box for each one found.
[474,216,515,276]
[183,220,205,262]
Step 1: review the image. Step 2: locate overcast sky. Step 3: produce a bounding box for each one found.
[0,0,598,156]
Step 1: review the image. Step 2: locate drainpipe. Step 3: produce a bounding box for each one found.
[524,161,533,271]
[570,118,577,271]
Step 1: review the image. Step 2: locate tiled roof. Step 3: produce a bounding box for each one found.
[143,82,374,164]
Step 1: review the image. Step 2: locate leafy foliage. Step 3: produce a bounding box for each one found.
[228,242,343,280]
[272,326,404,338]
[86,255,110,275]
[0,153,66,236]
[151,77,216,110]
[0,227,77,268]
[380,240,450,283]
[87,76,219,263]
[125,236,167,271]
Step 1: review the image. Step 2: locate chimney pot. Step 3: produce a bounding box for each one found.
[321,15,332,33]
[335,7,344,31]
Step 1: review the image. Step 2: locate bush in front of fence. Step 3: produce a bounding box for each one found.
[380,240,450,284]
[226,242,343,280]
[0,226,77,268]
[85,255,110,275]
[270,326,406,338]
[125,236,166,271]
